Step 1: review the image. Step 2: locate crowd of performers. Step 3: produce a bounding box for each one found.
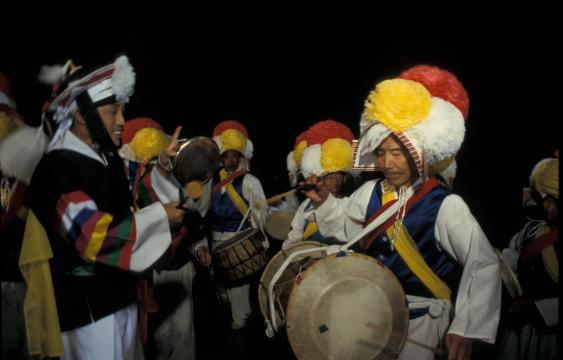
[0,57,558,360]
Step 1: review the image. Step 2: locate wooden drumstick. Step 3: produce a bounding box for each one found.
[266,189,296,205]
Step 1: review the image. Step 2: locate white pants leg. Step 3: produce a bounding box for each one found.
[1,282,27,359]
[61,303,143,360]
[152,263,196,360]
[399,296,452,360]
[227,283,251,322]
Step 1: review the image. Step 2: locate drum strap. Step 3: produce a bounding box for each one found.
[212,169,247,194]
[381,186,452,300]
[218,169,249,217]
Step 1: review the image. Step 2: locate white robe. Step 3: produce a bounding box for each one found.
[313,179,501,358]
[211,172,268,322]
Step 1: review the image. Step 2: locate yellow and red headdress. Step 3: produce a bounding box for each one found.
[119,117,169,163]
[358,65,469,180]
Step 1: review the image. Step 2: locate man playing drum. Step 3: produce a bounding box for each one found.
[283,120,355,248]
[209,120,269,330]
[303,65,501,360]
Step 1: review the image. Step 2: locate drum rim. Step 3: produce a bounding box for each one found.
[212,228,260,253]
[257,241,324,322]
[285,252,409,360]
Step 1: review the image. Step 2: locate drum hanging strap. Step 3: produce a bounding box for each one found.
[218,169,249,217]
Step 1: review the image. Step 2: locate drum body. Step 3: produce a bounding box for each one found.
[212,228,269,283]
[286,252,408,360]
[265,211,295,241]
[258,241,325,329]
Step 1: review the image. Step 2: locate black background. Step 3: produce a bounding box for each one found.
[2,1,561,248]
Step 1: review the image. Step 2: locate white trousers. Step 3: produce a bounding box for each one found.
[399,295,452,360]
[212,232,252,322]
[152,262,196,360]
[61,303,143,360]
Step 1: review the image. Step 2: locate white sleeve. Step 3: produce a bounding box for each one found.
[314,180,376,243]
[283,200,308,248]
[501,232,521,271]
[130,202,172,272]
[242,174,268,229]
[435,194,501,343]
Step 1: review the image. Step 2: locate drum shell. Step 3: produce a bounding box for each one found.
[212,228,269,285]
[258,241,325,327]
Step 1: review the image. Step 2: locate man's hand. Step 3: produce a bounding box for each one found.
[445,334,472,360]
[163,201,185,227]
[157,126,182,173]
[302,175,330,206]
[197,246,212,266]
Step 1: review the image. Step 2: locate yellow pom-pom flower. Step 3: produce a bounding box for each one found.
[362,79,432,131]
[219,129,247,154]
[0,112,19,143]
[130,127,170,162]
[293,140,308,166]
[320,138,352,173]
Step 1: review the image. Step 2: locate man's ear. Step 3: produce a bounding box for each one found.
[73,110,87,125]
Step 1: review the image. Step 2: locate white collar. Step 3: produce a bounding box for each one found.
[47,129,108,166]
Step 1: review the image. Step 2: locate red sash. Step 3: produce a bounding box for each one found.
[361,178,440,251]
[211,169,247,194]
[519,229,558,265]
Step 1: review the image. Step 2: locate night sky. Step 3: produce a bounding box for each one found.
[3,2,561,247]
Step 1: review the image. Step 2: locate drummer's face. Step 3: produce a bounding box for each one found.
[221,150,242,172]
[374,135,413,189]
[323,172,345,197]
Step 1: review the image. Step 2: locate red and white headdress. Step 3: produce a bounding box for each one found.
[38,55,135,145]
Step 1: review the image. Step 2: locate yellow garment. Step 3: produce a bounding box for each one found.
[220,169,249,217]
[382,186,452,300]
[541,245,559,284]
[530,158,558,198]
[18,210,64,358]
[303,221,319,240]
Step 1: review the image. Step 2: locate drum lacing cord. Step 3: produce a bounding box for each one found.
[389,185,408,251]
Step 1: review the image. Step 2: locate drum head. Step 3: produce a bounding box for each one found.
[258,241,324,324]
[265,211,295,241]
[286,252,408,360]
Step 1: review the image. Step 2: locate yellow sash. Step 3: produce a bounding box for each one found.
[220,169,249,217]
[303,221,318,240]
[382,189,452,300]
[19,210,64,357]
[541,245,559,284]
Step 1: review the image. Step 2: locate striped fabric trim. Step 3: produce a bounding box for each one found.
[86,78,113,103]
[49,66,114,109]
[137,168,160,209]
[56,191,138,270]
[395,132,424,177]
